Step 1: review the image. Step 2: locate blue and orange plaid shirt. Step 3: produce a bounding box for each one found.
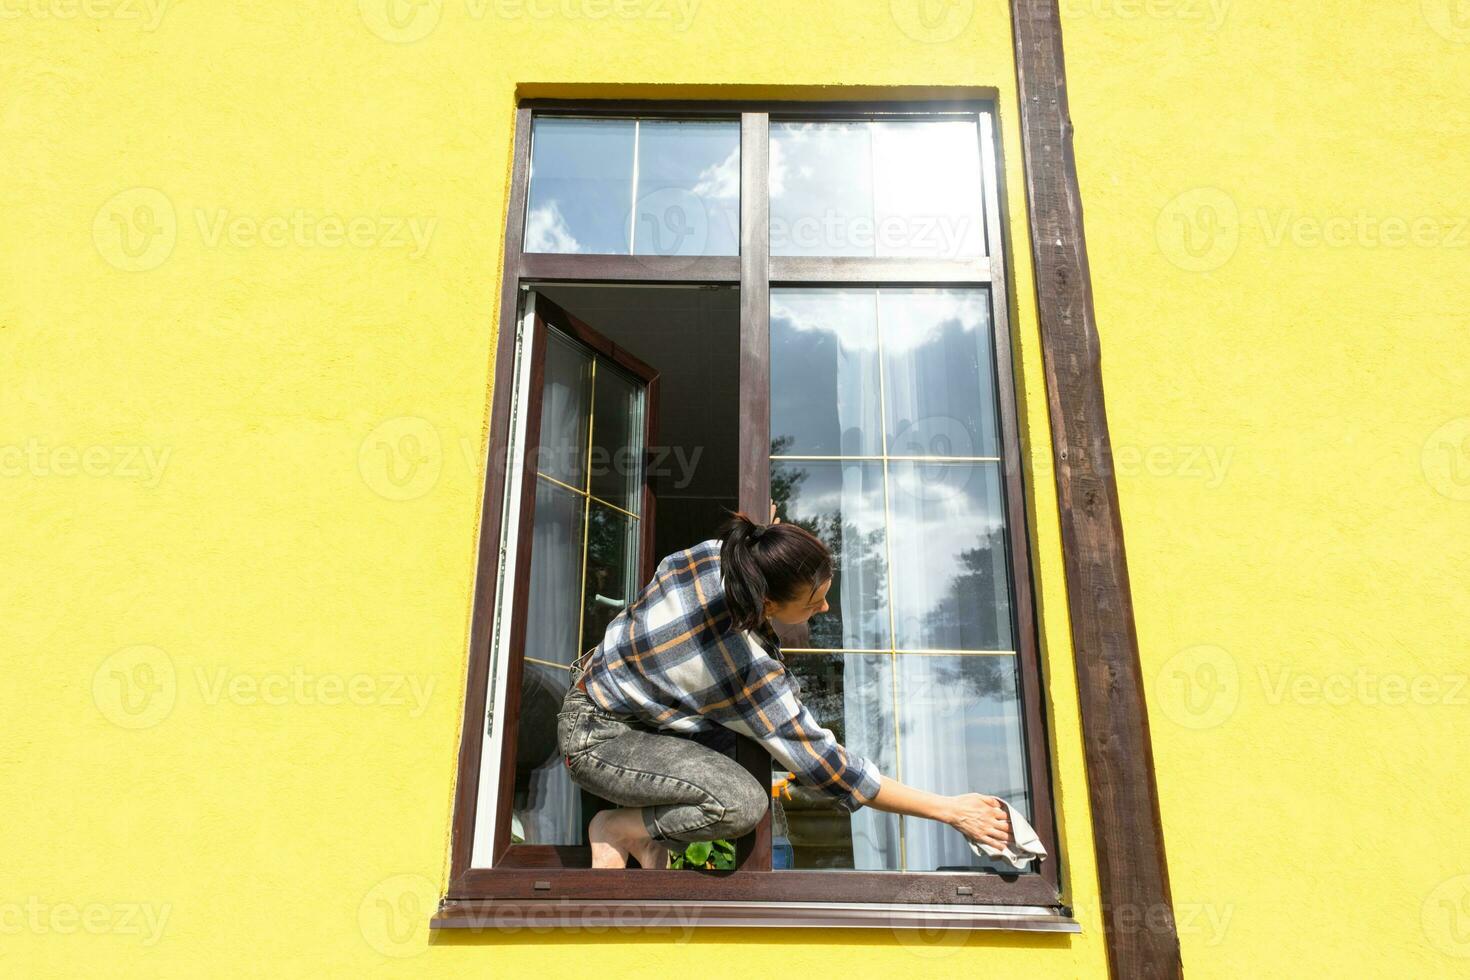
[577,538,884,813]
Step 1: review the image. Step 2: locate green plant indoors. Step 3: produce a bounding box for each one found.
[669,839,736,870]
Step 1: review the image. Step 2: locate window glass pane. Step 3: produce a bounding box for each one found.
[771,460,889,651]
[526,116,739,257]
[633,120,740,257]
[589,365,644,512]
[870,120,986,259]
[582,502,637,657]
[514,659,581,845]
[888,461,1012,651]
[770,118,986,259]
[770,289,882,457]
[515,479,585,845]
[514,322,651,849]
[523,479,585,668]
[769,122,875,257]
[536,331,593,489]
[772,654,901,871]
[879,289,1000,459]
[526,117,636,254]
[894,654,1029,872]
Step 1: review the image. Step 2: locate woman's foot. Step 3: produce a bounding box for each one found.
[587,808,670,870]
[632,837,670,871]
[586,808,631,868]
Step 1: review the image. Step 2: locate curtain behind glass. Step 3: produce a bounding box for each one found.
[516,333,591,845]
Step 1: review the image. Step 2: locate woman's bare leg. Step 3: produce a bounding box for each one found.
[587,807,670,870]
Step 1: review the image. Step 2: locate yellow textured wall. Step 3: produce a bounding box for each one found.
[1,1,1464,977]
[1061,2,1470,976]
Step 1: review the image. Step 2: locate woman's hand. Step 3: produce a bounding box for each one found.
[946,792,1012,851]
[865,776,1012,851]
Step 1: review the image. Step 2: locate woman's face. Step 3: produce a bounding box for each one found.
[763,576,833,626]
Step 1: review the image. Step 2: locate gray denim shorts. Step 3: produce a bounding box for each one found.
[556,673,769,845]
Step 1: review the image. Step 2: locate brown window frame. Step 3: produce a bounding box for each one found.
[438,97,1077,932]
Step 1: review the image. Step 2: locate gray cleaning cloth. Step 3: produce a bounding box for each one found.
[969,797,1047,870]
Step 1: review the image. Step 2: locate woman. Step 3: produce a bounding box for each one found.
[556,507,1012,870]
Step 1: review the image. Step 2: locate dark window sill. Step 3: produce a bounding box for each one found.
[431,898,1080,933]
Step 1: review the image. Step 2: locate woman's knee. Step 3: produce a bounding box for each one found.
[718,771,770,837]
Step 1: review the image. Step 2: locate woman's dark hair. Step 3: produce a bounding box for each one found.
[717,509,832,631]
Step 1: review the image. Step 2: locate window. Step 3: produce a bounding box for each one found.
[512,322,657,847]
[525,116,740,256]
[443,101,1069,930]
[769,286,1028,873]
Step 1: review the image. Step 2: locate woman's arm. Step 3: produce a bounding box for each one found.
[865,774,1013,851]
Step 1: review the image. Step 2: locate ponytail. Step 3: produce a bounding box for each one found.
[717,509,832,632]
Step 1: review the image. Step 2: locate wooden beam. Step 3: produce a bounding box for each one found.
[1007,3,1183,977]
[732,109,774,871]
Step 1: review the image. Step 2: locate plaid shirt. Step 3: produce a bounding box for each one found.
[579,538,884,813]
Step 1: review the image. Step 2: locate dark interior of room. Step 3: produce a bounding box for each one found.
[535,283,741,563]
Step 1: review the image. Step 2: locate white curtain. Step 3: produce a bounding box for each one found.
[829,292,901,870]
[839,477,902,870]
[518,338,591,846]
[840,289,1032,871]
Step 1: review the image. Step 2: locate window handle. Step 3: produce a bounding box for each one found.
[591,593,627,610]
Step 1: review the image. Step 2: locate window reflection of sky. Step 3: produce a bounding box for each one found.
[770,119,986,259]
[770,286,1011,652]
[525,117,739,256]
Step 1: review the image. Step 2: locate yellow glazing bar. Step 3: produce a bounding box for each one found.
[781,648,1016,656]
[574,357,598,666]
[871,284,907,873]
[536,470,641,522]
[772,454,1001,462]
